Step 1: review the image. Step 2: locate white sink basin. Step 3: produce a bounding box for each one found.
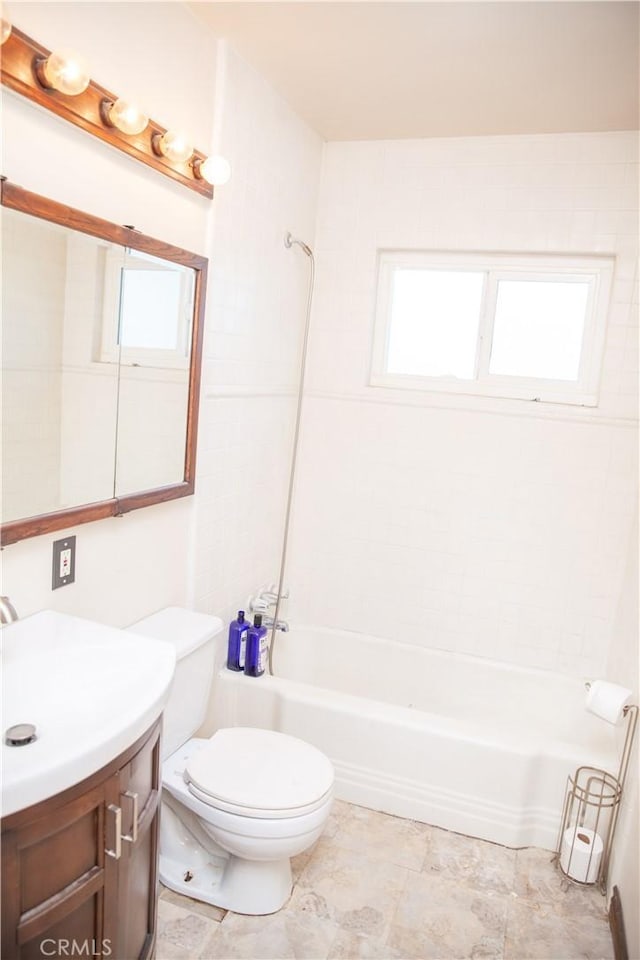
[1,609,176,817]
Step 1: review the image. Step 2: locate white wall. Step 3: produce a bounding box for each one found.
[58,233,120,507]
[191,42,323,660]
[606,511,639,958]
[1,7,322,638]
[287,132,638,680]
[2,214,65,519]
[1,2,217,625]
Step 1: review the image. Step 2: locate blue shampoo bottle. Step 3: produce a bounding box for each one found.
[245,614,268,677]
[227,610,249,671]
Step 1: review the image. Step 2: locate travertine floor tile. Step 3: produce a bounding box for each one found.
[156,899,220,960]
[160,883,227,922]
[389,870,508,959]
[291,848,314,882]
[514,847,608,921]
[199,908,338,959]
[423,826,517,895]
[332,803,432,870]
[155,800,615,960]
[290,838,409,938]
[327,928,405,959]
[504,898,614,960]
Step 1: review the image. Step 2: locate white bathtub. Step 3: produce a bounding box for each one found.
[210,626,618,849]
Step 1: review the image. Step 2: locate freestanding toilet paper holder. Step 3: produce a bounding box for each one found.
[555,701,638,894]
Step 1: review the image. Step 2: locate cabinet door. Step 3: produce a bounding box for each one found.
[1,782,117,960]
[105,721,162,960]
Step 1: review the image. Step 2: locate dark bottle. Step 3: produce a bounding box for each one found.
[227,610,249,671]
[244,614,268,677]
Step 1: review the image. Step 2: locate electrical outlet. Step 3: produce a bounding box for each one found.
[52,536,76,589]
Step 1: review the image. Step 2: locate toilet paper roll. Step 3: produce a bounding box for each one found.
[560,826,603,883]
[586,680,632,724]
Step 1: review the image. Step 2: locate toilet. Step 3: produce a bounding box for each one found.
[127,606,334,915]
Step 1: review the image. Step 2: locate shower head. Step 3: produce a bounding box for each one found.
[284,231,313,258]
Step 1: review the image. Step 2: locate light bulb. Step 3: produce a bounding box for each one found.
[36,49,90,96]
[1,17,11,44]
[152,130,193,164]
[101,98,148,136]
[194,155,231,186]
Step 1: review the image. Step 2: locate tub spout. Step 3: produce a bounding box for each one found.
[263,616,289,633]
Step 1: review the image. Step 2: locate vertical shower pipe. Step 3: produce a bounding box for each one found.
[269,232,315,674]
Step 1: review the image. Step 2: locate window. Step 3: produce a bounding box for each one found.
[100,248,194,368]
[371,252,614,405]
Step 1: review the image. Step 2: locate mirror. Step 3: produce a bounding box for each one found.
[1,181,207,545]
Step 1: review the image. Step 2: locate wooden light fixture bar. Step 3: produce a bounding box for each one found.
[1,26,214,199]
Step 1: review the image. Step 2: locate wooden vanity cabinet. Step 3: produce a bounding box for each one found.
[1,718,162,960]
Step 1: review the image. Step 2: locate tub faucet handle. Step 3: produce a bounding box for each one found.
[250,596,271,614]
[261,592,278,604]
[250,586,290,614]
[265,586,290,601]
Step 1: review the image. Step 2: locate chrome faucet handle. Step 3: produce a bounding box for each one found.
[265,586,290,601]
[260,591,280,604]
[249,596,271,614]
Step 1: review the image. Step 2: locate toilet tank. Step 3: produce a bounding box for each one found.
[127,606,224,759]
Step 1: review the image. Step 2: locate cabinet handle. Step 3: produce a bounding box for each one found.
[121,790,139,843]
[105,804,122,860]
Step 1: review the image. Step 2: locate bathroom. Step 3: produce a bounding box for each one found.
[1,1,638,958]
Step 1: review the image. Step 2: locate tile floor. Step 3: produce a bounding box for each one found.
[156,800,613,960]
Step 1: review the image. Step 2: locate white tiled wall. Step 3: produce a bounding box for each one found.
[1,10,322,637]
[287,132,638,678]
[2,213,65,520]
[1,2,635,692]
[58,233,119,507]
[606,510,639,956]
[190,43,322,630]
[0,2,217,625]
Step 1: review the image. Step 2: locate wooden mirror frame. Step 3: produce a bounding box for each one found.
[1,180,208,546]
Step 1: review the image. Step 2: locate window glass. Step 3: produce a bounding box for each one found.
[119,269,183,351]
[387,269,485,378]
[489,279,590,381]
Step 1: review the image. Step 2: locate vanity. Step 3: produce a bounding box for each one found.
[1,611,176,960]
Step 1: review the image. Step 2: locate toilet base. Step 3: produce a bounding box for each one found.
[160,852,293,915]
[160,786,296,915]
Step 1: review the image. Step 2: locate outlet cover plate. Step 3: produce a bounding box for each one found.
[52,535,76,590]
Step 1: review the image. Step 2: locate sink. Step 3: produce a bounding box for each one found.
[1,609,176,817]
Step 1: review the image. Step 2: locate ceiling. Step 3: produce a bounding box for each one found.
[188,1,639,141]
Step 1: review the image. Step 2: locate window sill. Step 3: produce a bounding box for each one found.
[369,373,599,407]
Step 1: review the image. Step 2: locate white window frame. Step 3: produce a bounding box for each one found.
[100,247,193,370]
[370,251,614,406]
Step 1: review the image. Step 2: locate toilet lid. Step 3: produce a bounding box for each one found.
[185,728,334,815]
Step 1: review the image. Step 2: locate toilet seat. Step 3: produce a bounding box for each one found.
[185,727,334,820]
[187,781,333,819]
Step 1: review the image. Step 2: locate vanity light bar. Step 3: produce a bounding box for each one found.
[1,26,215,199]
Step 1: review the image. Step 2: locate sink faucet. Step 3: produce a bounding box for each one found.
[0,596,19,625]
